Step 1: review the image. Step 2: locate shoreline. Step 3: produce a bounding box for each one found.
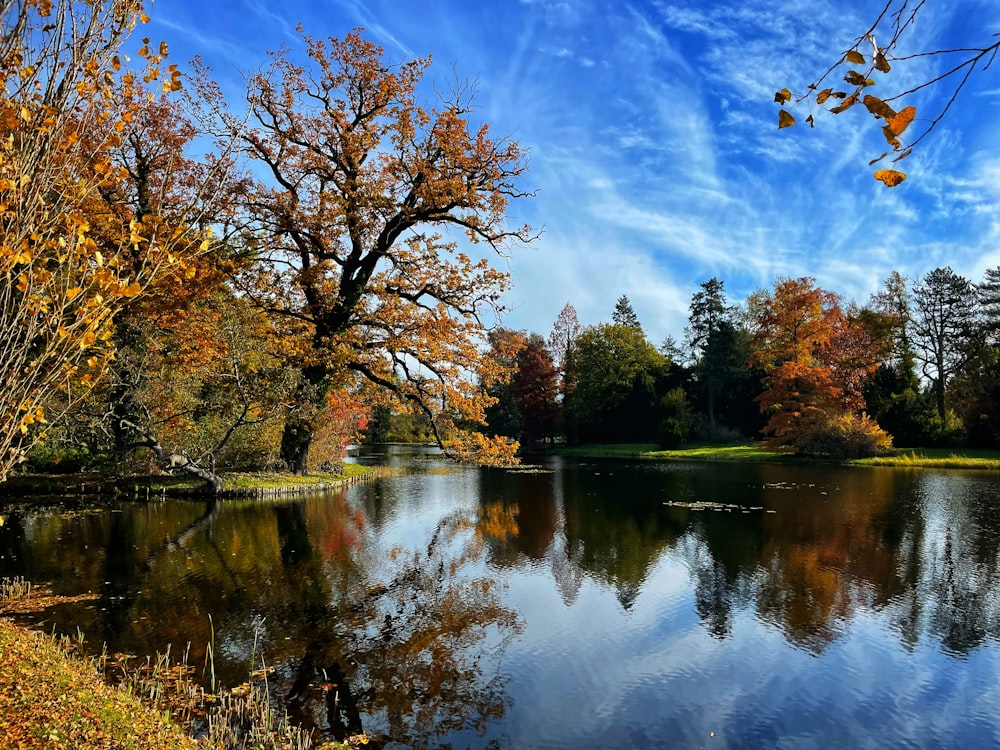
[0,463,385,503]
[537,442,1000,470]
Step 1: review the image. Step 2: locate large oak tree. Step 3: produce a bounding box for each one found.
[202,29,533,472]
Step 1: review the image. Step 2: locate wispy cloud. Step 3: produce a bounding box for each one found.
[159,0,1000,342]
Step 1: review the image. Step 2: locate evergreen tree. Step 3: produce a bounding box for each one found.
[911,267,981,425]
[686,277,736,428]
[612,295,642,330]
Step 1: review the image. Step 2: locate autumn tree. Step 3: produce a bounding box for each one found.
[511,333,559,445]
[199,29,532,473]
[0,0,220,481]
[775,1,1000,185]
[751,277,891,457]
[911,267,981,426]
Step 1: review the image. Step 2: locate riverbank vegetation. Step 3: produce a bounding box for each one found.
[483,273,1000,466]
[547,443,1000,470]
[0,579,364,749]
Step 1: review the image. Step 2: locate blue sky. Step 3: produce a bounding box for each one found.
[150,0,1000,347]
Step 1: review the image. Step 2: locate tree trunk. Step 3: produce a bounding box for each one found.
[279,365,327,475]
[280,417,313,475]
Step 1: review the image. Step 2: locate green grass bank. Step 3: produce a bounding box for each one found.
[545,442,1000,470]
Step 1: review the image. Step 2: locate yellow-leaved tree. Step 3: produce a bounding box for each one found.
[197,28,535,472]
[0,0,223,481]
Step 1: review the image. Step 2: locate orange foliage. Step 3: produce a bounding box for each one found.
[752,278,890,455]
[0,2,234,479]
[196,28,534,469]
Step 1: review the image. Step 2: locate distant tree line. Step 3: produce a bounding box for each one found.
[465,269,1000,458]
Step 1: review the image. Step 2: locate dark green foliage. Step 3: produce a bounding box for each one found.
[361,404,392,444]
[863,365,937,447]
[656,418,684,449]
[612,295,643,330]
[564,323,667,444]
[911,267,982,424]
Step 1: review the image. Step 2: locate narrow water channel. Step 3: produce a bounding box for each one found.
[3,446,1000,749]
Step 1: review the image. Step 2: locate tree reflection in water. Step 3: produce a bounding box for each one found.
[266,499,523,747]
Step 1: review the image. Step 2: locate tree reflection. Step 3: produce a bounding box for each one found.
[192,497,524,748]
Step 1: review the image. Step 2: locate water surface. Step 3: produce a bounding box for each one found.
[3,447,1000,749]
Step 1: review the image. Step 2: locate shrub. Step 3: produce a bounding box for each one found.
[656,417,685,449]
[789,412,894,459]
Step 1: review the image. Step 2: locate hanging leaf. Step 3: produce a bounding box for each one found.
[845,50,866,64]
[831,91,848,99]
[829,95,857,114]
[874,50,891,73]
[868,151,890,166]
[778,109,796,129]
[805,113,815,128]
[887,106,916,136]
[892,148,913,163]
[873,169,906,187]
[774,88,792,104]
[882,124,901,149]
[815,88,833,104]
[863,95,896,120]
[844,70,867,86]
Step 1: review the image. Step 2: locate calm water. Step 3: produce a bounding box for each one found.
[3,447,1000,749]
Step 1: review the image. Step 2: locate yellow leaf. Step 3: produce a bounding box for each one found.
[844,70,867,87]
[873,169,906,187]
[121,282,142,297]
[815,88,833,104]
[19,106,31,122]
[774,88,792,104]
[874,50,891,73]
[159,41,168,57]
[140,11,150,23]
[66,286,82,301]
[829,95,857,114]
[887,106,916,136]
[87,357,98,368]
[845,50,865,65]
[81,330,97,348]
[863,95,896,120]
[882,124,900,149]
[778,109,795,129]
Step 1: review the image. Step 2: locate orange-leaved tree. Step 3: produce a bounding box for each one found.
[0,0,223,481]
[198,28,534,472]
[751,277,892,457]
[774,1,1000,186]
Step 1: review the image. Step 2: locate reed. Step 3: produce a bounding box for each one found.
[0,575,31,602]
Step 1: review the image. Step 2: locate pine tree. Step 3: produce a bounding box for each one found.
[612,295,642,329]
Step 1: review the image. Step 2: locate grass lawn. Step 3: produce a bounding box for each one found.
[548,442,1000,469]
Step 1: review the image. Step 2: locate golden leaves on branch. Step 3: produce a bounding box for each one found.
[773,39,916,186]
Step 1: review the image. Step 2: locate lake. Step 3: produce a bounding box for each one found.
[3,446,1000,749]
